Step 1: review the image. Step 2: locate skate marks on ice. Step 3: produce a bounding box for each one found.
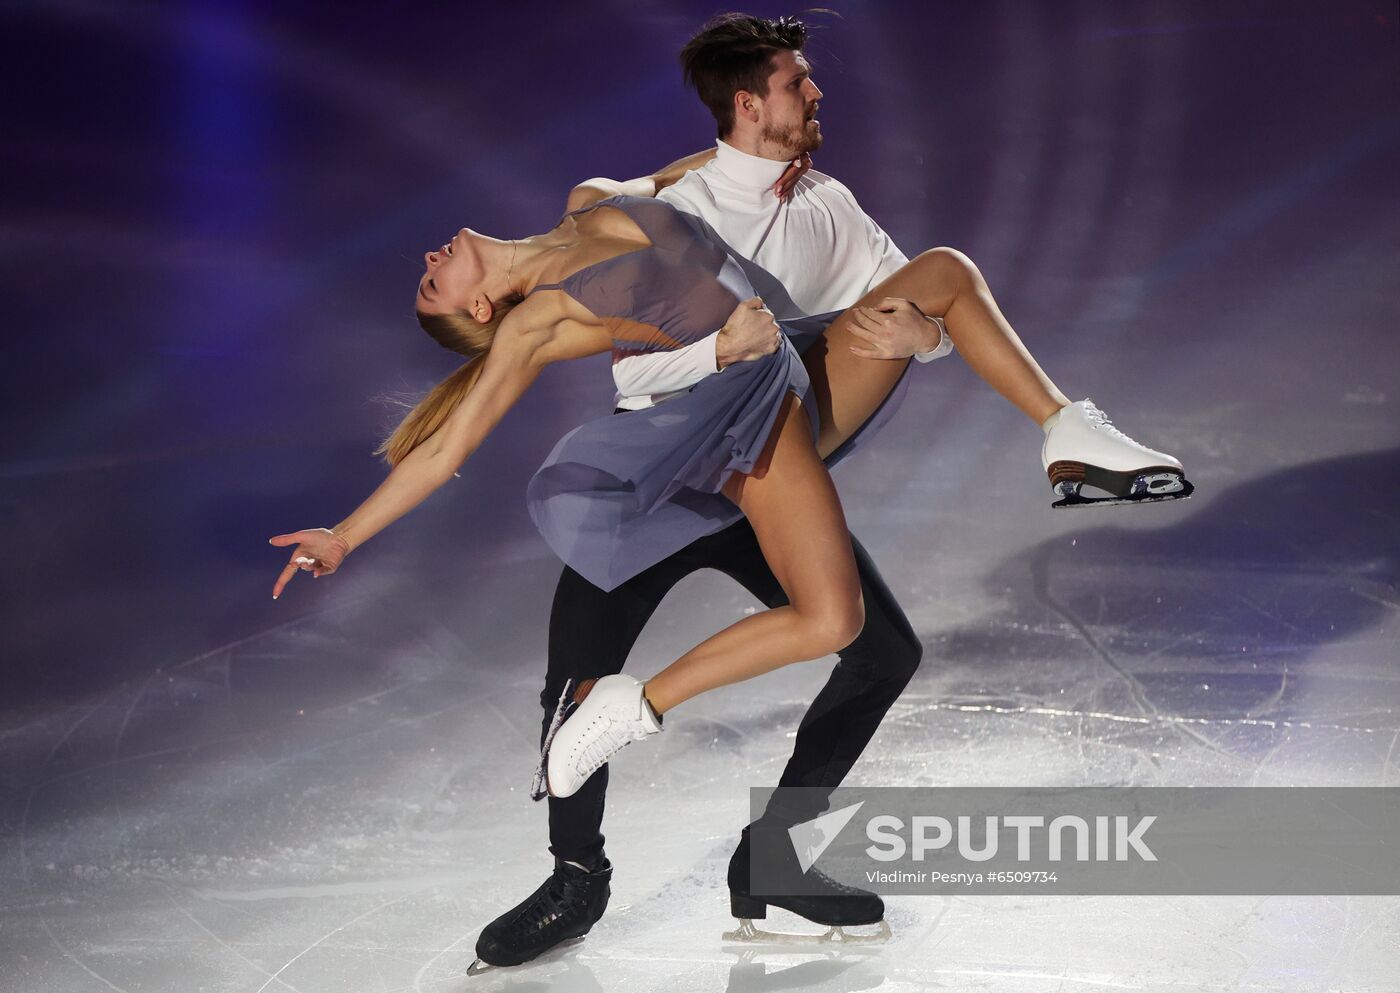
[903,448,1400,785]
[0,604,558,993]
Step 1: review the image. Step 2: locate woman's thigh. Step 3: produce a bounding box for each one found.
[805,251,959,458]
[722,393,861,618]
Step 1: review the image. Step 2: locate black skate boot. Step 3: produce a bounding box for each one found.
[469,856,612,973]
[725,823,890,943]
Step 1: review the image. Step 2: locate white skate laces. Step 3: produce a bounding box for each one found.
[1042,398,1192,508]
[1079,400,1139,445]
[537,674,663,799]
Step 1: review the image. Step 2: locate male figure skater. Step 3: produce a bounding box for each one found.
[472,14,948,969]
[474,11,1189,970]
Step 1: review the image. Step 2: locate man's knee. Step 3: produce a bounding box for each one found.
[890,628,923,683]
[842,613,923,685]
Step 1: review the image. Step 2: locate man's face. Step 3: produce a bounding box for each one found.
[756,49,823,156]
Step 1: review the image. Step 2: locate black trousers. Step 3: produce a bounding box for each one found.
[540,516,923,864]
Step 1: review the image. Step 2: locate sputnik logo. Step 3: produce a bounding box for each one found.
[787,801,866,873]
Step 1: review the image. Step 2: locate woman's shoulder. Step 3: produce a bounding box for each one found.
[576,194,681,221]
[572,195,689,246]
[501,290,610,357]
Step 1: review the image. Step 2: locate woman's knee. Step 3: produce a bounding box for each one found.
[800,594,866,657]
[914,246,979,291]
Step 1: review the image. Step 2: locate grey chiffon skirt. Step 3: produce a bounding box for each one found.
[526,316,911,591]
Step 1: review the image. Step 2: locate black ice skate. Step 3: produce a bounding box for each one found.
[468,856,611,974]
[1043,399,1195,508]
[724,823,891,944]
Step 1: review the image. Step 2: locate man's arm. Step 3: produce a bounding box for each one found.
[566,146,808,213]
[568,148,800,400]
[613,298,781,400]
[565,148,717,213]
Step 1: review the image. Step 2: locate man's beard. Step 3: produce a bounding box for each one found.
[760,117,823,157]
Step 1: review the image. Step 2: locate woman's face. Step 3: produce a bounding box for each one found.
[417,228,489,319]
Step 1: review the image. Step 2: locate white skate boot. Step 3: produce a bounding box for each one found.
[533,675,663,800]
[1042,399,1193,508]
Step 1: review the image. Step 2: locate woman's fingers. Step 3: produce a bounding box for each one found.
[270,528,348,598]
[273,552,317,600]
[273,560,300,599]
[773,153,813,199]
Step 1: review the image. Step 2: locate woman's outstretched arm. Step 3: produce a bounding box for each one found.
[269,311,604,598]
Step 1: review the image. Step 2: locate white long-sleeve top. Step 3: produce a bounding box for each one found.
[612,140,952,409]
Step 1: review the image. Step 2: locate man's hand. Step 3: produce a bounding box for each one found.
[717,297,782,369]
[772,152,812,201]
[847,297,944,359]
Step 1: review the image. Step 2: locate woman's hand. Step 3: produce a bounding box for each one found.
[772,153,813,201]
[717,297,782,369]
[269,528,352,599]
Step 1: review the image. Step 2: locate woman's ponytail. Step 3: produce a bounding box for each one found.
[376,302,516,466]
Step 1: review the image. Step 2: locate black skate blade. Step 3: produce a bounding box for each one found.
[1052,477,1194,509]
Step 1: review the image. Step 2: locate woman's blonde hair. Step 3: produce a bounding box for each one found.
[376,301,517,466]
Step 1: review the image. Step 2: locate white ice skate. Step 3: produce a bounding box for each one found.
[1041,399,1193,508]
[533,674,663,800]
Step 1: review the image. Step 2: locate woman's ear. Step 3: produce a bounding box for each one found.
[472,295,493,324]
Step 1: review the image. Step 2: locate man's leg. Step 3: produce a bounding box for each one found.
[698,518,918,928]
[701,523,923,822]
[770,537,921,816]
[476,541,733,969]
[542,557,697,865]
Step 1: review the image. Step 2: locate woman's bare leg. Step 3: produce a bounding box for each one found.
[806,248,1071,459]
[641,394,865,714]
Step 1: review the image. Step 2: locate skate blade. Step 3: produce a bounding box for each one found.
[1052,476,1194,509]
[531,678,576,801]
[466,935,588,975]
[722,917,891,945]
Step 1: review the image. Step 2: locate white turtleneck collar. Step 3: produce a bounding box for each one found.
[712,139,791,192]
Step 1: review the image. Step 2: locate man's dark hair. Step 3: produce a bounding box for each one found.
[679,13,809,138]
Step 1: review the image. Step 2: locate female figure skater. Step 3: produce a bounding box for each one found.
[270,188,1189,799]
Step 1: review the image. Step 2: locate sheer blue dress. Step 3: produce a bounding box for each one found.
[524,196,911,591]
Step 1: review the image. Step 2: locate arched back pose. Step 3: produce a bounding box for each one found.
[274,192,899,755]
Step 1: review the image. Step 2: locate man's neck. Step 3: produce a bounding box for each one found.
[712,139,790,194]
[721,130,795,162]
